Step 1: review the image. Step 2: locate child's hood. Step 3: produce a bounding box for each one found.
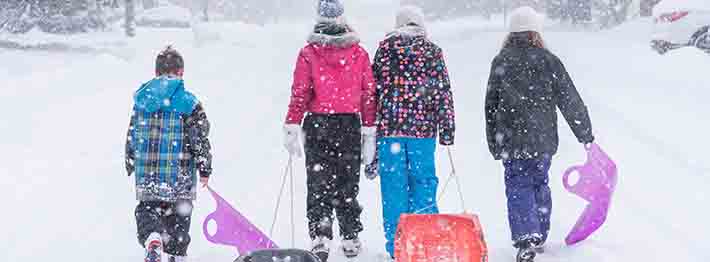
[306,23,363,68]
[309,44,362,69]
[134,77,197,114]
[383,25,428,49]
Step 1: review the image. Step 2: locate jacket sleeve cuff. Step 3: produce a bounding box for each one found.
[362,126,377,136]
[285,118,302,125]
[362,119,376,127]
[439,135,454,146]
[579,134,595,144]
[284,123,302,133]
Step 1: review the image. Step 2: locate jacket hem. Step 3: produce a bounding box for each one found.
[136,192,196,203]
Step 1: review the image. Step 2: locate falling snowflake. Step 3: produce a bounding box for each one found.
[390,142,402,154]
[313,164,324,172]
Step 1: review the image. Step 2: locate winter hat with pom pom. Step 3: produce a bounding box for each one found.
[508,6,544,33]
[318,0,345,20]
[395,5,426,28]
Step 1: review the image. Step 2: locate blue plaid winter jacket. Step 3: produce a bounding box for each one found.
[125,77,212,202]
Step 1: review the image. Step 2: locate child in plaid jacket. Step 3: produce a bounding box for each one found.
[124,46,212,262]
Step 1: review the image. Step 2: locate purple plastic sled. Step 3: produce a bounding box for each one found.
[202,186,278,255]
[562,143,618,245]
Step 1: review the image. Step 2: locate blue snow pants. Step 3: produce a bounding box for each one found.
[503,157,552,247]
[378,137,439,257]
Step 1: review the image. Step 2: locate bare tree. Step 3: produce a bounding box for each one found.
[125,0,135,36]
[202,0,209,22]
[593,0,634,28]
[640,0,661,17]
[142,0,157,9]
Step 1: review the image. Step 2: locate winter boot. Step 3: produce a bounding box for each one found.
[167,255,187,262]
[516,247,536,262]
[342,238,362,258]
[311,236,331,262]
[534,233,547,254]
[514,237,541,262]
[533,243,545,254]
[144,233,163,262]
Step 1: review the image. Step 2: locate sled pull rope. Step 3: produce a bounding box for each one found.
[414,147,468,214]
[447,147,468,213]
[269,156,296,248]
[289,156,295,248]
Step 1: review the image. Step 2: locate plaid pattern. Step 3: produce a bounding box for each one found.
[126,104,212,202]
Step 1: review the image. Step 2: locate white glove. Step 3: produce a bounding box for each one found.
[584,143,594,151]
[283,124,303,158]
[364,159,379,180]
[361,126,377,165]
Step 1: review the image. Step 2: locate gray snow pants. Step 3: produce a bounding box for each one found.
[135,201,193,256]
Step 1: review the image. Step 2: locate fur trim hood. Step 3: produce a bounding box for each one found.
[386,25,428,39]
[307,32,360,48]
[307,21,360,48]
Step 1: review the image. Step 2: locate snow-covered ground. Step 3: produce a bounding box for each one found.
[1,3,709,262]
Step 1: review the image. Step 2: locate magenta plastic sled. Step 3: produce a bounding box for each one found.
[563,143,618,246]
[202,186,278,255]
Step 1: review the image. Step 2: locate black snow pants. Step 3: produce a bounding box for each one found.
[135,200,193,256]
[303,113,364,240]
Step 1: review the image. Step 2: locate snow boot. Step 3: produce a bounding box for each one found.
[514,237,541,262]
[167,255,187,262]
[341,238,362,258]
[533,235,546,254]
[311,236,330,262]
[144,233,163,262]
[516,247,536,262]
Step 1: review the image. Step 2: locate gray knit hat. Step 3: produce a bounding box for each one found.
[318,0,344,19]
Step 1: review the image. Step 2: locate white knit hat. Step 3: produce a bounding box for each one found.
[395,5,426,28]
[508,6,544,33]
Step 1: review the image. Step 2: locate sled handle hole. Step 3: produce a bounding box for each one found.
[567,170,580,188]
[206,217,218,237]
[563,166,583,191]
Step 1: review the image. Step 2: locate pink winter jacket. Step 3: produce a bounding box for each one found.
[285,40,377,126]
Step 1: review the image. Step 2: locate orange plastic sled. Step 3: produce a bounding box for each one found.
[395,214,488,262]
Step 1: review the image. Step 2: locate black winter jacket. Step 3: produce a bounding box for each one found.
[485,33,594,160]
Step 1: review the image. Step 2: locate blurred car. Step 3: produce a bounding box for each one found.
[651,0,710,54]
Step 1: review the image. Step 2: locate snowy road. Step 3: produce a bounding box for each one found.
[1,6,709,262]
